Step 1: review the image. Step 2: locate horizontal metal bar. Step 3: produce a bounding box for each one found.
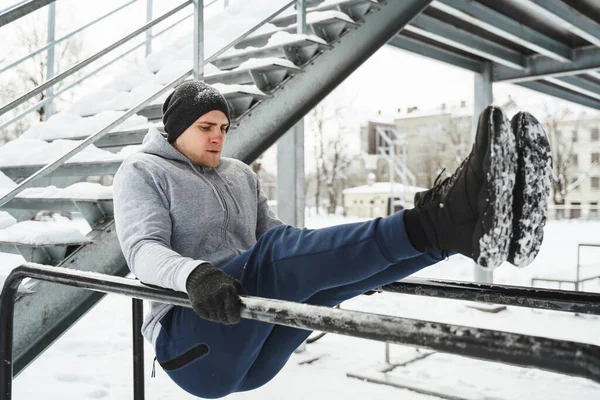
[0,0,54,28]
[2,263,600,383]
[0,0,140,74]
[380,278,600,315]
[0,160,123,180]
[388,34,482,72]
[0,0,192,117]
[547,75,600,101]
[404,14,525,70]
[517,80,600,110]
[494,46,600,83]
[0,11,192,132]
[431,0,572,62]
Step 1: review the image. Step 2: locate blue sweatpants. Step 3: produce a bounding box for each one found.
[154,211,444,398]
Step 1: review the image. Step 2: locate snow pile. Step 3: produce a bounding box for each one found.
[237,57,297,70]
[0,211,17,230]
[267,31,327,46]
[306,10,354,24]
[0,138,119,167]
[22,111,148,141]
[107,64,155,92]
[0,218,91,245]
[56,183,113,200]
[0,171,16,190]
[212,83,267,96]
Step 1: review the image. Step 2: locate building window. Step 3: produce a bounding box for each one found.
[572,130,578,142]
[591,202,598,216]
[593,152,600,165]
[570,154,578,166]
[592,128,600,141]
[592,177,600,190]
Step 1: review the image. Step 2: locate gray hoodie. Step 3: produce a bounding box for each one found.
[113,127,281,344]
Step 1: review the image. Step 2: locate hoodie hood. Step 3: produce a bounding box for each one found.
[140,126,197,166]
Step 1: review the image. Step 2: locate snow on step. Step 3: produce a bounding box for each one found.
[0,218,91,246]
[0,211,17,230]
[107,64,155,92]
[212,83,267,96]
[0,171,16,190]
[22,111,148,141]
[267,31,327,46]
[235,57,298,70]
[17,183,113,200]
[306,10,355,24]
[153,61,221,84]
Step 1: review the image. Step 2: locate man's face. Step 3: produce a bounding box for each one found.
[172,110,229,168]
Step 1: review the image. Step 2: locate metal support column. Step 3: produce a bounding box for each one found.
[224,0,229,8]
[132,299,145,400]
[193,0,204,80]
[473,61,494,283]
[277,0,306,228]
[145,0,153,56]
[45,2,55,120]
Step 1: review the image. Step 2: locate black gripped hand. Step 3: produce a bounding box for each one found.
[185,263,245,325]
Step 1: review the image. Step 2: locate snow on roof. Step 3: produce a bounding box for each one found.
[343,181,427,195]
[0,218,91,245]
[0,211,16,230]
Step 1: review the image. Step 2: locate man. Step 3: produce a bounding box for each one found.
[113,81,551,398]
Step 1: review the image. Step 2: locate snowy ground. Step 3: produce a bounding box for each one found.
[7,215,600,400]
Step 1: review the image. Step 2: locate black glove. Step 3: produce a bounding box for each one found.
[185,263,245,325]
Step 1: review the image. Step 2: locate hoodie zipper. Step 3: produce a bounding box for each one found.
[191,165,228,243]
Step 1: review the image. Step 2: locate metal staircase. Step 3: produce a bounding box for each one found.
[0,0,433,375]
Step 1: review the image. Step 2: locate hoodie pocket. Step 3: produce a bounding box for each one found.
[158,343,210,371]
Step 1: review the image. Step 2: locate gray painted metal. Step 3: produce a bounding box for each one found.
[11,222,129,375]
[405,14,525,70]
[193,0,204,79]
[514,0,600,48]
[224,0,435,164]
[277,123,305,227]
[272,0,380,27]
[0,0,54,28]
[205,63,303,92]
[517,80,600,110]
[0,1,192,118]
[0,160,123,181]
[44,2,55,120]
[146,0,153,56]
[388,35,482,72]
[494,46,600,83]
[431,0,572,62]
[547,75,600,101]
[0,242,87,265]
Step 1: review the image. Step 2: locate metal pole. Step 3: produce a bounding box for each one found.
[576,244,581,291]
[193,0,204,79]
[473,61,494,283]
[297,0,306,34]
[45,1,55,120]
[0,0,55,28]
[132,299,145,400]
[145,0,153,56]
[224,0,229,8]
[0,283,18,400]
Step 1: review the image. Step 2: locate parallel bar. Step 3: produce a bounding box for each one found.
[0,0,54,28]
[0,1,192,117]
[514,0,600,48]
[380,278,600,315]
[517,80,600,110]
[1,263,599,389]
[494,46,600,83]
[132,299,145,400]
[431,0,572,62]
[44,2,55,120]
[388,35,482,72]
[404,14,525,70]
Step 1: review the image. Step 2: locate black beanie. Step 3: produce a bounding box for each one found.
[162,81,231,143]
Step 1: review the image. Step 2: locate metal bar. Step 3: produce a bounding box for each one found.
[193,0,205,79]
[547,75,600,101]
[0,278,17,400]
[0,263,599,387]
[404,14,526,70]
[145,0,153,56]
[0,72,191,207]
[514,0,600,48]
[0,1,192,118]
[0,12,192,132]
[430,0,572,62]
[132,299,145,400]
[516,80,600,110]
[44,1,55,120]
[297,0,306,35]
[379,278,600,315]
[0,0,54,28]
[0,0,140,75]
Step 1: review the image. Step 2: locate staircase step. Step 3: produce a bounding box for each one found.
[271,0,381,27]
[0,160,123,181]
[1,198,113,225]
[205,60,303,93]
[0,241,90,265]
[236,13,358,48]
[212,37,331,70]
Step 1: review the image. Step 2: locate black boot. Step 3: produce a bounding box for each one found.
[413,105,517,268]
[509,112,552,267]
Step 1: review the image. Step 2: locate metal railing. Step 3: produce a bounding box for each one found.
[1,263,600,399]
[0,0,298,208]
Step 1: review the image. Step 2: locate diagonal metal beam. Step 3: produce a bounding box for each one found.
[388,34,483,72]
[516,80,600,110]
[546,75,600,101]
[494,46,600,82]
[404,14,526,70]
[514,0,600,48]
[0,0,55,28]
[430,0,573,62]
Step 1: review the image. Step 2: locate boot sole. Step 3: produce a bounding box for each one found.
[476,106,517,269]
[508,112,552,267]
